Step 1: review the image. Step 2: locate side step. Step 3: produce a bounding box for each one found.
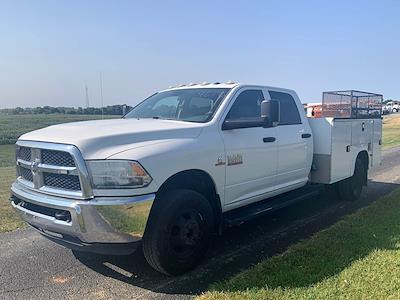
[223,184,322,227]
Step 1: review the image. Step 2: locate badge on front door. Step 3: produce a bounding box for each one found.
[227,154,243,166]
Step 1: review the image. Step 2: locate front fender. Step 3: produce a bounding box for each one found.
[107,129,226,201]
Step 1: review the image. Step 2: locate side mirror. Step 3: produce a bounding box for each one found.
[261,100,279,127]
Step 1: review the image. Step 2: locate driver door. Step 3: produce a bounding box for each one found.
[220,88,278,208]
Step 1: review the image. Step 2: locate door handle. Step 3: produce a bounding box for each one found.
[263,137,276,143]
[301,133,312,139]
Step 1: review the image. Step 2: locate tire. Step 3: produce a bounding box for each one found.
[336,157,367,201]
[142,189,214,275]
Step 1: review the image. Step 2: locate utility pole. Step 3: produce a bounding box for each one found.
[99,72,104,119]
[85,84,90,108]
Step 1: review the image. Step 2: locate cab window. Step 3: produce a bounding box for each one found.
[226,89,264,120]
[269,91,301,125]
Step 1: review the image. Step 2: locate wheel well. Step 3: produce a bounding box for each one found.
[156,170,222,233]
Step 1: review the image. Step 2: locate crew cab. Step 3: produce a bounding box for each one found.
[10,83,382,275]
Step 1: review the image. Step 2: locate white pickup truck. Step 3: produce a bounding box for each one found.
[10,83,382,275]
[386,101,400,113]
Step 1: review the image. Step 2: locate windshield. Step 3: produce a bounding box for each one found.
[124,88,231,123]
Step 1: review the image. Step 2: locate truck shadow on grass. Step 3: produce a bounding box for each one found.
[73,180,399,296]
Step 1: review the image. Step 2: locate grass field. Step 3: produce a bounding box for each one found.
[0,166,23,232]
[382,113,400,148]
[199,189,400,300]
[0,144,15,167]
[0,113,116,145]
[0,144,23,232]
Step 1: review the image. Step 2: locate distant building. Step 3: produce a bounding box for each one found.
[304,102,323,118]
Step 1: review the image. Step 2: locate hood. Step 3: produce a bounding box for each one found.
[19,118,204,159]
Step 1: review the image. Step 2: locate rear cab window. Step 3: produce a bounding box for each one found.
[268,90,302,125]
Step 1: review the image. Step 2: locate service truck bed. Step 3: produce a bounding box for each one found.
[309,117,382,184]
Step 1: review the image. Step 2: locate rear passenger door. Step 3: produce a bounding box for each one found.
[269,90,311,188]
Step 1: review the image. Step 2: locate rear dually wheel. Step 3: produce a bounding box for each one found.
[335,156,367,201]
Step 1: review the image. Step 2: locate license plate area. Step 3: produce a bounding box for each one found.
[11,195,72,223]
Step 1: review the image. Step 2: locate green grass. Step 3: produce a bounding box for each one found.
[383,127,400,149]
[0,167,24,232]
[0,145,24,232]
[382,114,400,149]
[0,114,116,145]
[0,144,15,167]
[0,145,25,233]
[199,189,400,300]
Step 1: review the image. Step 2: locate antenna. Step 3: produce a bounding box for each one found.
[85,84,90,108]
[99,72,104,119]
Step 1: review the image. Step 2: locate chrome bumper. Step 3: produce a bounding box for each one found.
[10,182,155,255]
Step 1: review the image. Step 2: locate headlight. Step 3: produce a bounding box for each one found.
[87,160,152,189]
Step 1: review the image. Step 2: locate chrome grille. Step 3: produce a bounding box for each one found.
[15,142,90,198]
[41,150,75,167]
[17,147,31,161]
[43,173,81,191]
[20,167,33,182]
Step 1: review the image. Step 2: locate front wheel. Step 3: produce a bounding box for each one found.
[142,189,214,275]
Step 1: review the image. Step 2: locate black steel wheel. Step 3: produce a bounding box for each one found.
[169,209,206,259]
[142,189,214,275]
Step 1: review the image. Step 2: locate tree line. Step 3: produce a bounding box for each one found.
[0,105,133,116]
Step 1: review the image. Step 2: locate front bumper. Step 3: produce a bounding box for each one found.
[10,182,155,255]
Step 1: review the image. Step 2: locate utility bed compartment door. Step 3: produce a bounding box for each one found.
[372,119,382,167]
[331,121,352,182]
[351,120,373,147]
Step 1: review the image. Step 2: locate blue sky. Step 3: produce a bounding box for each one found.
[0,0,399,108]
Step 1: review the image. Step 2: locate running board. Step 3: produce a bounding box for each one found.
[223,184,322,227]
